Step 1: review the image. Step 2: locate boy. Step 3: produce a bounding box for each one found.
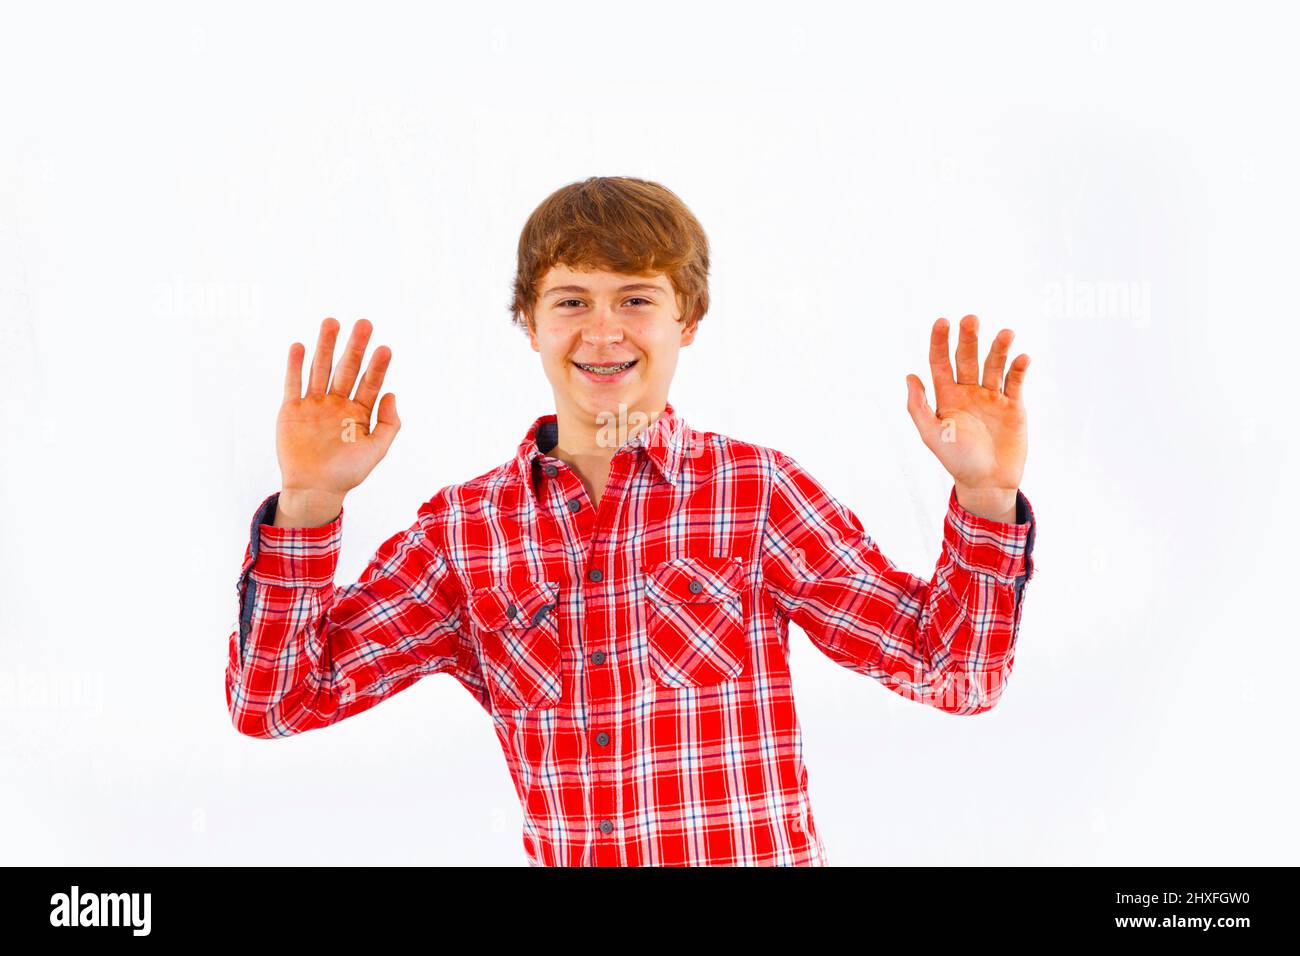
[226,176,1037,866]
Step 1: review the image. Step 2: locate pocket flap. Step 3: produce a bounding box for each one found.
[645,555,744,605]
[468,580,560,631]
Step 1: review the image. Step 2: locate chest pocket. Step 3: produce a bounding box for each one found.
[467,580,562,712]
[643,555,748,688]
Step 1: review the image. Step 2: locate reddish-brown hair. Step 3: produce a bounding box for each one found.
[508,176,710,334]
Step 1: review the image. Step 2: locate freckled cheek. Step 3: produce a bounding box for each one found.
[538,335,573,365]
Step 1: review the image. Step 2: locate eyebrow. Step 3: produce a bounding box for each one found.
[542,283,668,300]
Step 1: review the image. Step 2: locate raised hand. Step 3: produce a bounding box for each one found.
[905,314,1030,521]
[274,318,401,526]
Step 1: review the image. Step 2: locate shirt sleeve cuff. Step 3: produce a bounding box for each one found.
[942,485,1036,584]
[246,491,344,588]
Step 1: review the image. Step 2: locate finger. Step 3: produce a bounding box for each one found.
[284,342,304,402]
[954,314,981,384]
[928,318,956,402]
[981,328,1014,392]
[1003,354,1031,401]
[353,344,393,413]
[369,392,402,458]
[329,318,374,400]
[905,374,941,448]
[307,317,340,397]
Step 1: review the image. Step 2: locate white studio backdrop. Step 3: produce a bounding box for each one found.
[1,1,1294,865]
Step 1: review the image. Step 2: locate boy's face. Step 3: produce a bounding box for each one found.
[526,263,697,425]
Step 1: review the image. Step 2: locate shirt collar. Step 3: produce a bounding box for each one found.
[514,400,691,504]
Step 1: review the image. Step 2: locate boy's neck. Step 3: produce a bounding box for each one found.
[546,401,663,473]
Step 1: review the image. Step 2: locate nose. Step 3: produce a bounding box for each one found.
[582,305,625,344]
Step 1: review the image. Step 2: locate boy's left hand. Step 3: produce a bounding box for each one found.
[905,314,1030,519]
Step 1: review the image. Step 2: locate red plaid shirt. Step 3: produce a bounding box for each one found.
[227,400,1036,866]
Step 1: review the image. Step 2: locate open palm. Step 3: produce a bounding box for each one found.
[905,314,1029,494]
[277,317,401,498]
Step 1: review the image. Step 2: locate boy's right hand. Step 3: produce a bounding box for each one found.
[273,318,401,527]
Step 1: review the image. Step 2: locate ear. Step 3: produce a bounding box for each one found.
[680,308,700,347]
[524,312,539,351]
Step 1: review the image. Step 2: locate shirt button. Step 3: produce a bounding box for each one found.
[599,819,614,835]
[590,650,606,665]
[505,603,517,619]
[587,568,603,582]
[595,731,610,747]
[568,498,581,513]
[688,579,703,594]
[543,464,558,477]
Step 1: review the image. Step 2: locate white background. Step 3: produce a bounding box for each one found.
[2,1,1294,865]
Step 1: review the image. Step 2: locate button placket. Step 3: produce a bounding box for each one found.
[559,453,639,862]
[583,558,618,847]
[577,465,636,860]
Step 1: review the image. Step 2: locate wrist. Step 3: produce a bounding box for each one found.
[274,488,345,528]
[954,483,1018,523]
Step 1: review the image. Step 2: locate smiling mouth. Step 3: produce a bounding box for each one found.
[573,359,637,375]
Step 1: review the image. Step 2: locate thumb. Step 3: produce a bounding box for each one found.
[905,374,940,448]
[370,392,401,457]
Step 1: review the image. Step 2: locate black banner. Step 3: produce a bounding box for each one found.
[2,865,1287,941]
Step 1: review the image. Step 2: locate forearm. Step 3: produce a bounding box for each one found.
[229,494,345,737]
[761,453,1035,714]
[228,581,341,737]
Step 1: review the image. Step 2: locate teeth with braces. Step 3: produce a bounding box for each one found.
[576,361,635,373]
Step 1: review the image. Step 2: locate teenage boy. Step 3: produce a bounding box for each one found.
[227,176,1037,867]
